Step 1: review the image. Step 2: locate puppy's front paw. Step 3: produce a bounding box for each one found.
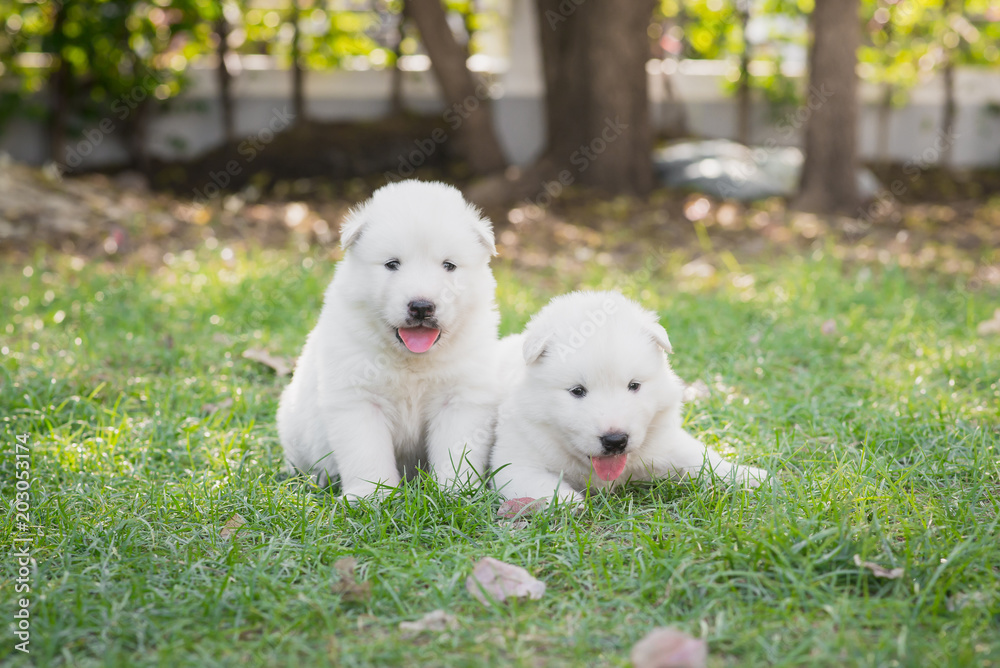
[436,471,479,494]
[339,481,394,503]
[734,465,769,489]
[552,489,586,512]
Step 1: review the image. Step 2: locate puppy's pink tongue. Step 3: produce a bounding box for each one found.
[397,327,440,353]
[591,453,628,481]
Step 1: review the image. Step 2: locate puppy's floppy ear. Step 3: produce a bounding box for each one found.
[472,212,497,256]
[339,204,368,251]
[522,330,552,365]
[645,321,673,354]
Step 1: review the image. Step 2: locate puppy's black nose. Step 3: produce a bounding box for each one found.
[408,299,436,320]
[600,431,629,454]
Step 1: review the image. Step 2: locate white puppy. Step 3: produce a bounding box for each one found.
[278,180,503,498]
[491,291,767,504]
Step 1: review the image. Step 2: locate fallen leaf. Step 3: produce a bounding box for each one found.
[242,348,295,376]
[821,319,837,336]
[853,554,904,579]
[976,309,1000,336]
[682,379,711,403]
[332,557,371,602]
[946,591,990,612]
[202,397,234,414]
[398,610,458,634]
[497,497,546,519]
[334,557,357,577]
[220,513,246,540]
[466,557,545,605]
[630,627,708,668]
[355,614,378,630]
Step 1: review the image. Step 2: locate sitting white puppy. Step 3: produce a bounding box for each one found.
[491,291,767,505]
[278,180,503,499]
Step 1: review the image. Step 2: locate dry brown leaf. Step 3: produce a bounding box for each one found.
[682,379,711,403]
[242,348,295,376]
[220,513,246,540]
[497,497,547,519]
[946,591,990,612]
[202,397,234,414]
[630,627,708,668]
[466,557,545,605]
[332,557,371,602]
[976,309,1000,336]
[398,610,458,634]
[853,554,904,579]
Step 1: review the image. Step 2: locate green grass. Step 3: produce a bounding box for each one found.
[2,245,999,667]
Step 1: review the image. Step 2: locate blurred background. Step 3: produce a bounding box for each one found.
[0,0,999,259]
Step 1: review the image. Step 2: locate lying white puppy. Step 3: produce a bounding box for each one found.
[278,180,504,498]
[491,291,767,504]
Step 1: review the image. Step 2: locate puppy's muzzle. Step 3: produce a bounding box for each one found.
[599,431,629,454]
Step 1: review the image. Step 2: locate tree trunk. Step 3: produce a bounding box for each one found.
[122,50,151,174]
[792,0,859,214]
[48,2,70,167]
[736,0,751,146]
[408,0,506,175]
[660,67,689,139]
[126,98,151,174]
[291,0,305,125]
[390,0,408,115]
[940,0,959,169]
[216,13,236,142]
[535,0,655,195]
[662,10,689,138]
[941,58,955,167]
[877,83,891,168]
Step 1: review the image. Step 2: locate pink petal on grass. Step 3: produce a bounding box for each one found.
[630,627,708,668]
[497,497,546,519]
[465,557,545,605]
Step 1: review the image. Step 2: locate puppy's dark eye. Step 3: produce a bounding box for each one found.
[569,385,587,398]
[443,261,456,272]
[628,382,641,392]
[384,259,400,271]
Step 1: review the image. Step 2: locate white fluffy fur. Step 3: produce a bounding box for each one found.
[278,180,505,498]
[491,291,768,504]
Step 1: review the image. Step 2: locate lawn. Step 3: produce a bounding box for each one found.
[2,243,999,667]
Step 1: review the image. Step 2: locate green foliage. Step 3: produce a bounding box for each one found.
[1,0,998,139]
[652,0,1000,114]
[0,0,217,135]
[858,0,1000,107]
[0,0,500,133]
